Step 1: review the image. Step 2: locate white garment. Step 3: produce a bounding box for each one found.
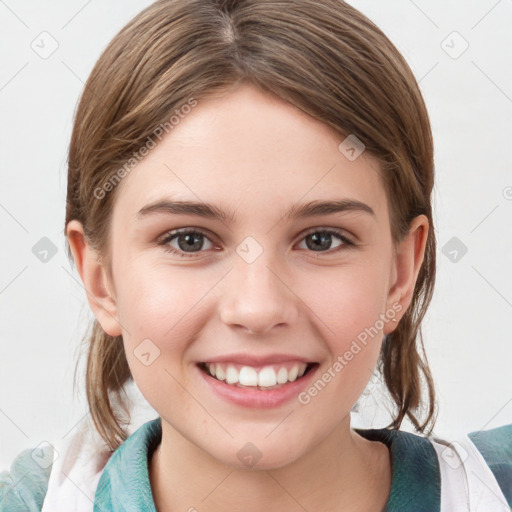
[42,384,158,512]
[429,435,510,512]
[41,417,110,512]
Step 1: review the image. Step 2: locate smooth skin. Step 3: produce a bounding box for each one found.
[67,83,428,511]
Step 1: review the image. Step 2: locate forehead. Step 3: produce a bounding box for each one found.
[112,84,389,227]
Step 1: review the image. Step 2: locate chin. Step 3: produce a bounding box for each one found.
[209,438,306,471]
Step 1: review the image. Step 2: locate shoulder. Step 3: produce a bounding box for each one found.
[356,426,441,511]
[468,423,512,506]
[0,445,53,511]
[357,423,512,511]
[94,417,161,510]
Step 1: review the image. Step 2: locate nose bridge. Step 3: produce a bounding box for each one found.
[219,239,299,334]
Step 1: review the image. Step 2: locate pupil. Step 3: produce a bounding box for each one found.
[308,232,331,251]
[180,233,202,252]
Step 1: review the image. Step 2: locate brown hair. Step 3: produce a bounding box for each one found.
[65,0,437,451]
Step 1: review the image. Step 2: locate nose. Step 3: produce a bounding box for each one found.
[218,251,299,335]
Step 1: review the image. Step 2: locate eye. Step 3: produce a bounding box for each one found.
[159,229,215,257]
[296,228,354,253]
[158,227,354,258]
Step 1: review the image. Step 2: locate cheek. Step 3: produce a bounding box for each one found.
[115,264,196,406]
[114,260,216,385]
[312,261,389,342]
[115,259,203,337]
[306,262,389,392]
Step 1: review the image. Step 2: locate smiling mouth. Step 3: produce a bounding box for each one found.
[198,362,317,390]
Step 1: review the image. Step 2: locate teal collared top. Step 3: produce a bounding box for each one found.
[1,417,511,511]
[93,418,512,512]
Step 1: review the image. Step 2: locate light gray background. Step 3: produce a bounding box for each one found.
[1,1,511,468]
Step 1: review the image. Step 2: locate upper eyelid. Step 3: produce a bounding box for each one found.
[158,227,217,244]
[300,226,353,238]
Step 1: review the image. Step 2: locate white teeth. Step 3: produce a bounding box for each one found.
[288,365,299,382]
[226,364,239,384]
[258,367,277,387]
[239,366,258,386]
[205,362,309,388]
[215,365,226,381]
[276,367,288,384]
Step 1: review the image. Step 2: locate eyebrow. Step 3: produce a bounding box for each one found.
[136,198,375,222]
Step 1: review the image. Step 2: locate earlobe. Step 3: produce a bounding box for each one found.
[66,220,123,337]
[383,215,429,334]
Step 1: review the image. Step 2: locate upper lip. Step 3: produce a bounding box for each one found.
[200,354,316,366]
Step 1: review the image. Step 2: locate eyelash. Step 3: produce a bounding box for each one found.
[158,227,355,258]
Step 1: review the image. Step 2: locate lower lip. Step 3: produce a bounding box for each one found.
[196,364,319,408]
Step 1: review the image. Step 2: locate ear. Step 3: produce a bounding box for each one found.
[383,214,429,335]
[66,220,122,337]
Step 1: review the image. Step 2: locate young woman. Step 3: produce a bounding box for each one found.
[1,0,511,511]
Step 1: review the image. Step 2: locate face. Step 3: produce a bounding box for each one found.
[93,83,410,469]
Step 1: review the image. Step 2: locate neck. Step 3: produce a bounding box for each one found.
[149,417,391,512]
